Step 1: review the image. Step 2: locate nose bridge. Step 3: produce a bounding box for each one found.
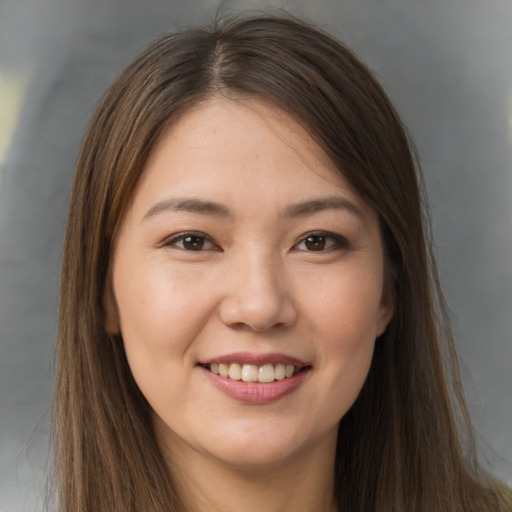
[243,248,281,302]
[219,245,297,331]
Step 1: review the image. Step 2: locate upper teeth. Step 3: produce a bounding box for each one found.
[209,363,296,383]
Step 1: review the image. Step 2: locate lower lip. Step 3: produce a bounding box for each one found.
[199,366,311,404]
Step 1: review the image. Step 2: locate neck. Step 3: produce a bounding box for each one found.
[160,431,338,512]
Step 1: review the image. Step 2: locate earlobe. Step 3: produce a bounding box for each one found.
[376,265,395,337]
[103,278,120,335]
[376,279,395,337]
[376,301,394,337]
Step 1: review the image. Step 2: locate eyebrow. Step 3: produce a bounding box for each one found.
[142,198,231,221]
[283,197,364,221]
[142,196,364,222]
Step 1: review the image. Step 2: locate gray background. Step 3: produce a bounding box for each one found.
[0,0,510,510]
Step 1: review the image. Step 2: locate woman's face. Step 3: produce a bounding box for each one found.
[108,97,393,471]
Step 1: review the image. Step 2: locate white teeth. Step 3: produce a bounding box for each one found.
[209,362,301,382]
[228,363,242,380]
[274,363,286,380]
[219,363,229,378]
[258,364,275,383]
[241,364,258,382]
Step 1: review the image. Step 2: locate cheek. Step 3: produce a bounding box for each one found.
[114,260,210,350]
[112,265,210,413]
[307,264,385,346]
[112,266,212,411]
[302,267,383,419]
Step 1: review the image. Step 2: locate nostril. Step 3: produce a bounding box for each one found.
[218,294,297,332]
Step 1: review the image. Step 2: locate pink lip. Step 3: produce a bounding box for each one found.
[198,354,312,404]
[200,351,308,367]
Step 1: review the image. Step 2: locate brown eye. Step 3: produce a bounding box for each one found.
[304,235,326,251]
[182,235,205,251]
[165,232,217,251]
[296,232,347,253]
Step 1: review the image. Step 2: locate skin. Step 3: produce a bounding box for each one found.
[107,97,393,512]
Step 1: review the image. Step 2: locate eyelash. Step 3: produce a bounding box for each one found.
[163,232,219,251]
[162,231,349,253]
[294,231,349,253]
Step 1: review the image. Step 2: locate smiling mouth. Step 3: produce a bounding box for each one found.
[200,363,307,383]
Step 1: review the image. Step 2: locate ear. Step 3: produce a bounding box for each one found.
[103,272,120,335]
[375,278,394,338]
[376,299,394,338]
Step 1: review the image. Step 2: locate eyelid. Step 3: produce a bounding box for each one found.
[162,231,220,251]
[161,230,347,252]
[294,231,349,252]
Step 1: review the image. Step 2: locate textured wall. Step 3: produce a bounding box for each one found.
[1,0,510,510]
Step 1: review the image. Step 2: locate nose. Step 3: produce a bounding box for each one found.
[218,252,298,332]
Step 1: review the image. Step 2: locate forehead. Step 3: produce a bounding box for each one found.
[127,96,371,221]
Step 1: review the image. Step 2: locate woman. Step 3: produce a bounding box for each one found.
[54,14,506,512]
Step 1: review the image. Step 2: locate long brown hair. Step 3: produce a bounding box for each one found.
[54,14,500,511]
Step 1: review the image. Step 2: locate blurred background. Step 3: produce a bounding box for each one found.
[0,0,511,510]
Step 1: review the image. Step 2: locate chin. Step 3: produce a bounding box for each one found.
[209,440,307,471]
[198,418,338,472]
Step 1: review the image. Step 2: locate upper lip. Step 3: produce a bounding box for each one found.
[199,352,309,368]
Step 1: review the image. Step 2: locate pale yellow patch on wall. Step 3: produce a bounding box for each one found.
[0,71,31,169]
